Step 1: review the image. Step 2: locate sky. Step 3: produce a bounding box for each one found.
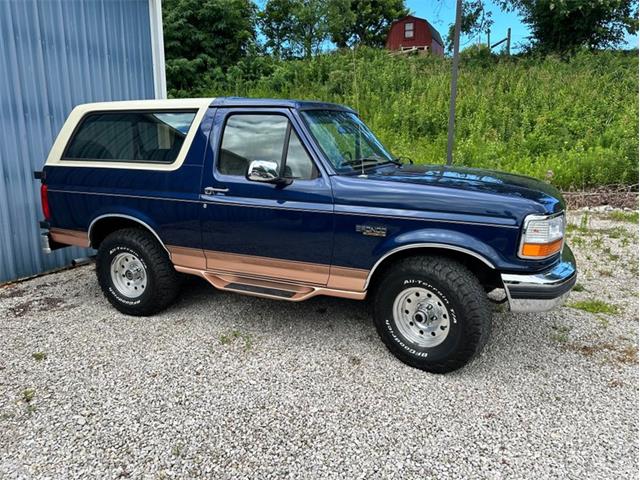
[407,0,639,53]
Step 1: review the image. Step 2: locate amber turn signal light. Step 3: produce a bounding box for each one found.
[521,238,563,258]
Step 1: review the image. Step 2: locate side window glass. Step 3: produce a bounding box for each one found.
[219,114,318,180]
[284,131,316,180]
[63,111,196,163]
[219,114,288,176]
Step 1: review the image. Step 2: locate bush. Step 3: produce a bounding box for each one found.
[196,48,638,190]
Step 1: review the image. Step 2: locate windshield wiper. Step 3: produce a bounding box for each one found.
[382,158,402,166]
[394,156,414,165]
[341,157,382,167]
[341,156,393,174]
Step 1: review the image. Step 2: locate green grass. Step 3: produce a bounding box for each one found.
[601,226,633,239]
[22,388,35,403]
[572,283,586,292]
[551,324,571,343]
[195,48,638,190]
[570,299,618,314]
[32,352,47,361]
[219,330,254,351]
[608,211,639,223]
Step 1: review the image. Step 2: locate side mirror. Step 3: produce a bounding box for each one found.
[246,160,291,186]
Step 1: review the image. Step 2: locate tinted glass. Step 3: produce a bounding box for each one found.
[284,131,316,179]
[219,115,288,176]
[219,114,316,180]
[64,111,196,163]
[302,110,393,171]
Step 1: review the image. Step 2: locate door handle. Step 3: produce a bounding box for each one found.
[204,186,229,195]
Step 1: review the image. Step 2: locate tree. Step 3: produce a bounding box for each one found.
[327,0,409,48]
[259,0,297,59]
[259,0,329,58]
[445,0,493,52]
[290,0,331,58]
[498,0,638,53]
[163,0,257,93]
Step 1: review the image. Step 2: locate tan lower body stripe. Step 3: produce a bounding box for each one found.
[166,245,368,295]
[49,228,90,248]
[45,231,369,300]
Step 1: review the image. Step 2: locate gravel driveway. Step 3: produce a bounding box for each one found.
[1,210,637,479]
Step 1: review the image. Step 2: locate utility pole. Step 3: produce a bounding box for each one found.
[446,0,463,165]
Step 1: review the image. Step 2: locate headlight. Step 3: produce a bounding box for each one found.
[519,213,565,259]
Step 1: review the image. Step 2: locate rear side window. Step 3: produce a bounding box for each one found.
[63,110,197,163]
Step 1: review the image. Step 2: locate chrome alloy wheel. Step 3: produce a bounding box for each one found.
[392,287,450,348]
[110,252,147,298]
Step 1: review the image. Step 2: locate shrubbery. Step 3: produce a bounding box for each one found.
[192,48,638,190]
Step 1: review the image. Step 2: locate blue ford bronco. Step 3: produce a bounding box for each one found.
[37,97,576,373]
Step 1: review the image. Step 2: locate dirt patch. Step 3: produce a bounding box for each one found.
[7,297,67,318]
[567,341,639,365]
[0,285,27,299]
[563,185,639,209]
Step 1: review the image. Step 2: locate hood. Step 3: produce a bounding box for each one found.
[367,164,565,213]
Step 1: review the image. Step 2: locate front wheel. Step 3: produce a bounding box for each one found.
[96,228,180,316]
[373,256,491,373]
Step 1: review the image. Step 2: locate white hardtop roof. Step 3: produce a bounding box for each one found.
[74,98,214,111]
[45,98,214,171]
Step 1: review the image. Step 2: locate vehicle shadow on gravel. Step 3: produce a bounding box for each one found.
[171,275,516,375]
[172,273,635,378]
[174,275,373,331]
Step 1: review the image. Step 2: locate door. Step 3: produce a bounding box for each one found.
[199,108,334,285]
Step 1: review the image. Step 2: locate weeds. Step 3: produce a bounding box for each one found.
[590,236,604,249]
[602,226,633,239]
[32,352,47,361]
[199,48,638,189]
[172,443,184,457]
[22,389,35,403]
[570,235,585,247]
[570,300,618,314]
[579,212,590,232]
[600,246,620,262]
[608,211,639,223]
[551,324,571,343]
[22,389,37,412]
[572,283,586,292]
[219,330,254,351]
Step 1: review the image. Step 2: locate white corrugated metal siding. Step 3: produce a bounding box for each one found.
[0,0,161,282]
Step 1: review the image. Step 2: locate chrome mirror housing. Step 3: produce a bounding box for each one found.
[247,160,280,183]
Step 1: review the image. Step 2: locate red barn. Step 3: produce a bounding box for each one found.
[386,15,445,56]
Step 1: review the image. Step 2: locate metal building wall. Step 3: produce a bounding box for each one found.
[0,0,159,283]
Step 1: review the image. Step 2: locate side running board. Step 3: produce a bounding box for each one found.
[172,266,367,302]
[224,282,297,299]
[203,272,316,301]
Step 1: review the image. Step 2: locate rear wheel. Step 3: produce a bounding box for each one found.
[96,228,180,316]
[373,256,491,373]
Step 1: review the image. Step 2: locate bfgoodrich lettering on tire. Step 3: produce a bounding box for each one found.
[373,256,491,373]
[96,228,180,316]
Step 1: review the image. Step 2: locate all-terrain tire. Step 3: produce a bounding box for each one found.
[373,256,491,373]
[96,228,180,316]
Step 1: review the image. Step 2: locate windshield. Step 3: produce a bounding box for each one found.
[301,110,394,172]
